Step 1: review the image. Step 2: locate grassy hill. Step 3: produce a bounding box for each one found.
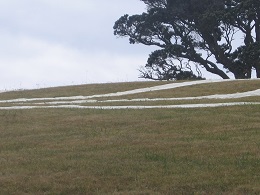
[0,80,259,194]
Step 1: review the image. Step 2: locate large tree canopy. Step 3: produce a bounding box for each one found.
[113,0,260,80]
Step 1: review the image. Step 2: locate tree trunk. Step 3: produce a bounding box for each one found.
[234,71,247,79]
[245,69,252,79]
[255,14,260,42]
[256,65,260,78]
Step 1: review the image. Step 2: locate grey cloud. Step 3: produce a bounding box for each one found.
[0,0,157,90]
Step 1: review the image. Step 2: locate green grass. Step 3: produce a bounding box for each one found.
[0,80,259,194]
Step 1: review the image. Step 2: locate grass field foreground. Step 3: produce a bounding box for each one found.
[0,80,259,194]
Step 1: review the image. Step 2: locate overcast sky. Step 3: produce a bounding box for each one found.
[0,0,222,91]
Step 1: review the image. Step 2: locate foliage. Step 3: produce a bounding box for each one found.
[114,0,260,80]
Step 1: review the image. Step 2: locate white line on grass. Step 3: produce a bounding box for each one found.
[0,79,259,109]
[0,79,237,103]
[0,102,260,110]
[30,88,260,105]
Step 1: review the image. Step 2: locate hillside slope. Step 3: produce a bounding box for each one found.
[0,79,259,194]
[0,79,260,109]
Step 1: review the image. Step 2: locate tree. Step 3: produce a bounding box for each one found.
[113,0,260,80]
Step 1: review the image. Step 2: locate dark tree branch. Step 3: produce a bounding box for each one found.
[114,0,260,80]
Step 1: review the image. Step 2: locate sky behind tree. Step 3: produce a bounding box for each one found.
[0,0,221,91]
